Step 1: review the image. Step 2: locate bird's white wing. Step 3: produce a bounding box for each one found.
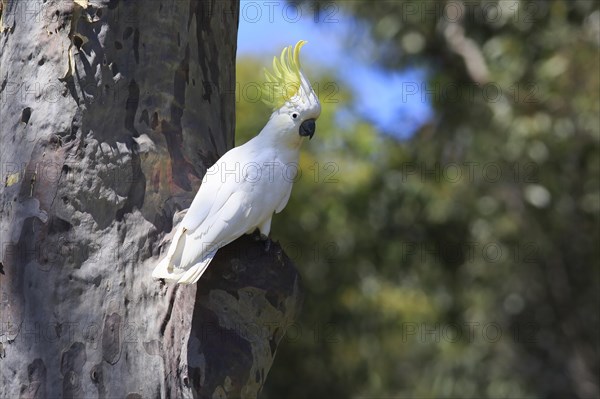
[152,147,244,280]
[152,178,252,283]
[178,189,252,270]
[180,145,257,230]
[181,162,230,231]
[275,183,293,213]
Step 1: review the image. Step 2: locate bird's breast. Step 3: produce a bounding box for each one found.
[240,157,295,205]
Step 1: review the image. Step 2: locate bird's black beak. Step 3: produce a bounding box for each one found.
[299,119,316,140]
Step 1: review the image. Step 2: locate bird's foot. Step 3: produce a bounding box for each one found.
[251,229,271,251]
[261,234,272,252]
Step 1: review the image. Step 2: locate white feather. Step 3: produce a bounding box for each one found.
[152,41,321,285]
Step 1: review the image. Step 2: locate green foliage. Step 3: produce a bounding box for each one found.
[237,1,599,397]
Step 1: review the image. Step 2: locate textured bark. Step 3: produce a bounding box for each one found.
[0,1,302,397]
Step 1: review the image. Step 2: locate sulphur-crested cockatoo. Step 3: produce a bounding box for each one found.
[152,40,321,284]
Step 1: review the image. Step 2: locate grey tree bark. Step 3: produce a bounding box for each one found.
[0,1,302,398]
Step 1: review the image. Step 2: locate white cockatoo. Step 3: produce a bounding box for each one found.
[152,40,321,284]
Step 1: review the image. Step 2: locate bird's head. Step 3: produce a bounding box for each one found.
[261,40,321,147]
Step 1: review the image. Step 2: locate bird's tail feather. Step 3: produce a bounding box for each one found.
[151,256,184,282]
[177,249,218,285]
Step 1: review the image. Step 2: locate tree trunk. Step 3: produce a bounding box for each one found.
[0,1,302,397]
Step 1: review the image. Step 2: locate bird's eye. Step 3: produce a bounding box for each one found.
[292,113,298,119]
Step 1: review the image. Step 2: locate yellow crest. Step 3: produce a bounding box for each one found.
[262,40,307,110]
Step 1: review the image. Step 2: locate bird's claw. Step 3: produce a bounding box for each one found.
[261,234,271,252]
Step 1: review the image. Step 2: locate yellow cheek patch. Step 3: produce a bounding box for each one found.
[262,40,307,110]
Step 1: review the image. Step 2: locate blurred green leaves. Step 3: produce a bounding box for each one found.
[236,1,599,397]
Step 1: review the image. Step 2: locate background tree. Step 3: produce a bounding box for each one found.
[234,0,599,398]
[0,1,301,397]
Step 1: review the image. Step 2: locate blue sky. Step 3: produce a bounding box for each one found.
[236,1,432,138]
